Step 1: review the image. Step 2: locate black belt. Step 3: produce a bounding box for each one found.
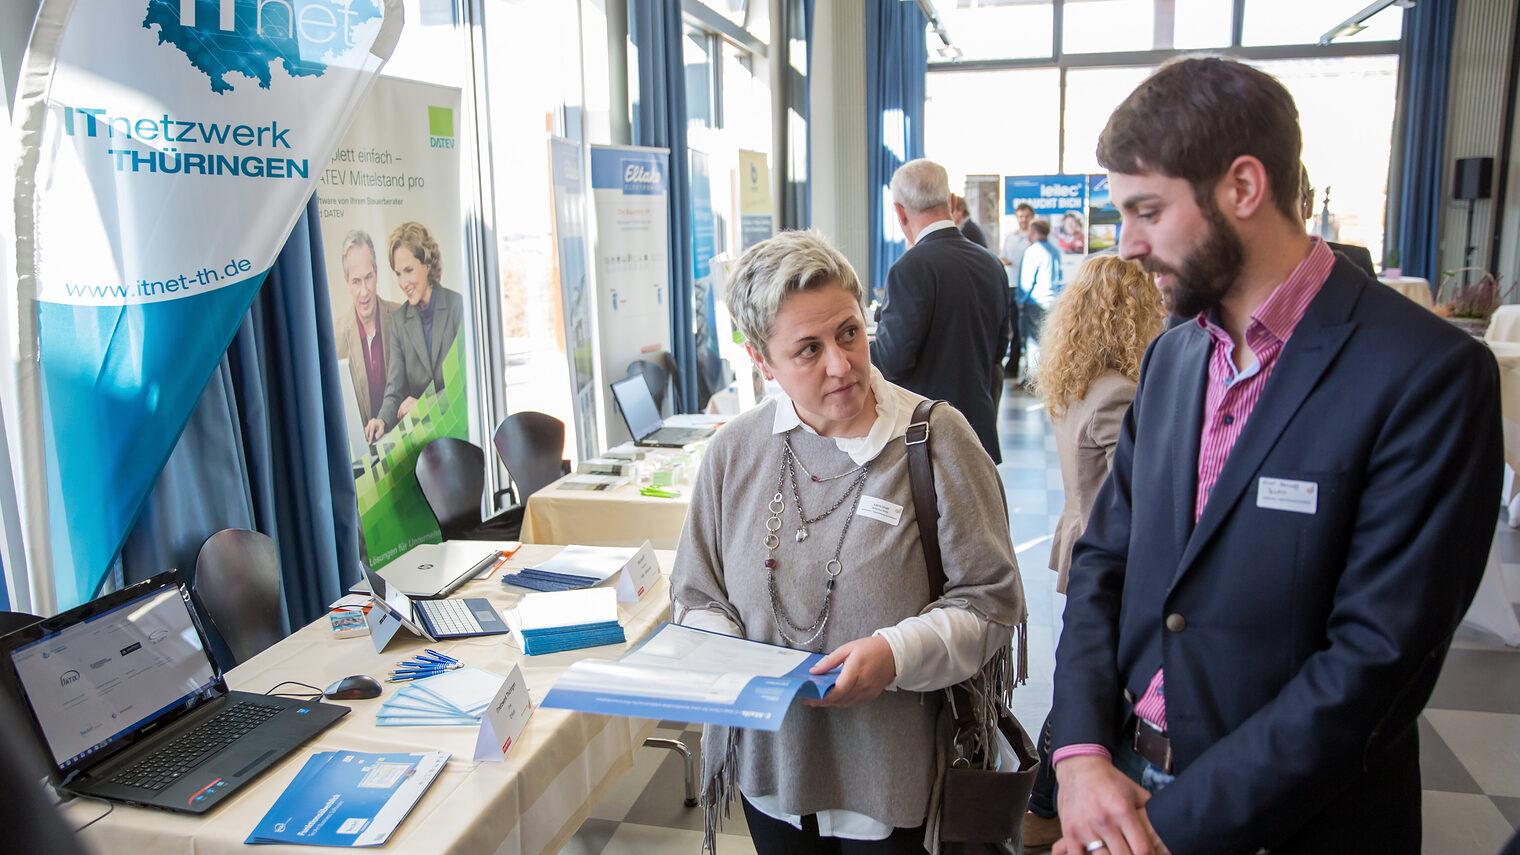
[1126,715,1172,774]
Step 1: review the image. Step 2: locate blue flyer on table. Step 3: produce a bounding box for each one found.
[246,750,449,847]
[540,623,839,730]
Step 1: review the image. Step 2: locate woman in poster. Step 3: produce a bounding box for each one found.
[364,221,465,441]
[1057,210,1086,254]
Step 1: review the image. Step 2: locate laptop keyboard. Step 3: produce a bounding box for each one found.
[109,699,283,791]
[418,598,483,636]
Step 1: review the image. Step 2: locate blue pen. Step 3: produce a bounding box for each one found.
[386,672,446,683]
[391,663,459,674]
[423,649,459,664]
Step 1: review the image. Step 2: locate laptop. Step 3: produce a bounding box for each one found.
[362,563,510,640]
[376,542,503,600]
[0,570,348,814]
[610,375,717,447]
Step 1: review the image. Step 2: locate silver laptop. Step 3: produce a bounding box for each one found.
[610,375,716,448]
[373,542,502,600]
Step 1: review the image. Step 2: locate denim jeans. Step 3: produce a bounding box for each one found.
[1112,739,1177,795]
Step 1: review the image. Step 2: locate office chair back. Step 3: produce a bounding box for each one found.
[627,359,671,413]
[195,529,284,666]
[0,611,40,638]
[415,437,490,539]
[492,411,567,502]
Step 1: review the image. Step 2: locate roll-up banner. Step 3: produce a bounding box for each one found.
[1004,174,1088,282]
[548,136,599,461]
[964,174,1001,252]
[690,149,721,391]
[1088,174,1120,254]
[737,150,774,250]
[590,144,671,441]
[9,0,401,612]
[315,76,470,568]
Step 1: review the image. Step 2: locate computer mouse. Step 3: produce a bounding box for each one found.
[324,674,383,700]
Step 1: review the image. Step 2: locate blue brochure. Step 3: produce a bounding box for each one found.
[540,623,839,731]
[246,750,449,847]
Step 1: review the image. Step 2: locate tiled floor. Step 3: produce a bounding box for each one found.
[559,384,1520,855]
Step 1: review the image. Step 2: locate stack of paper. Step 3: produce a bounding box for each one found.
[501,544,639,592]
[246,750,448,847]
[376,667,504,727]
[503,588,625,655]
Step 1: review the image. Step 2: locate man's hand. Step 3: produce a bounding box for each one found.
[364,418,385,443]
[1052,755,1166,855]
[802,636,896,708]
[397,396,419,419]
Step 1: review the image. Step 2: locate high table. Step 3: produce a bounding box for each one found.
[1379,275,1433,309]
[1487,305,1520,344]
[70,545,676,855]
[521,475,694,550]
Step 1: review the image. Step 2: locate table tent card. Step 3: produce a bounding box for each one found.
[500,541,657,600]
[541,623,840,731]
[246,750,449,847]
[473,664,533,762]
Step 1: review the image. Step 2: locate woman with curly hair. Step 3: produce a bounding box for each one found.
[1022,253,1165,849]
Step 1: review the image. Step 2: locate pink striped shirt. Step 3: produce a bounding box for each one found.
[1054,239,1335,767]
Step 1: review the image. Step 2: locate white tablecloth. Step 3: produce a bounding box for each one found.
[71,545,676,855]
[522,475,694,550]
[1378,275,1433,309]
[1487,305,1520,344]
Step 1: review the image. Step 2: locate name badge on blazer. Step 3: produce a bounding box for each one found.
[1257,477,1318,515]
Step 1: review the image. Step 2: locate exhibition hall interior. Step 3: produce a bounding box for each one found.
[2,0,1520,853]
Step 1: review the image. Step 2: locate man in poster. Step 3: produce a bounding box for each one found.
[335,230,400,427]
[365,222,465,441]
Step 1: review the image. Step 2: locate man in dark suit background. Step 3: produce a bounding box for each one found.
[871,158,1009,462]
[1300,165,1378,279]
[951,193,989,249]
[1050,58,1501,855]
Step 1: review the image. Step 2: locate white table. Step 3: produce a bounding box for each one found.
[1487,305,1520,343]
[1378,275,1433,309]
[71,545,676,854]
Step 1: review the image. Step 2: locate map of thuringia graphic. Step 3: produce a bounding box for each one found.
[142,0,382,94]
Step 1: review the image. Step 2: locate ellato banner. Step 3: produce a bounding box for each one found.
[9,0,402,611]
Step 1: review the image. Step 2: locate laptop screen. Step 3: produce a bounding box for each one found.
[9,584,218,774]
[611,375,663,439]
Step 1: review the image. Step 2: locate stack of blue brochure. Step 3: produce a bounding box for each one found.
[376,666,505,726]
[501,544,639,592]
[503,588,626,655]
[247,750,448,846]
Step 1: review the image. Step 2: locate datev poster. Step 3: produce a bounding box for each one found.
[590,145,671,443]
[8,0,401,610]
[315,76,469,567]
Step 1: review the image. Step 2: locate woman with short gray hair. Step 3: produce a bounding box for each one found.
[674,230,1025,854]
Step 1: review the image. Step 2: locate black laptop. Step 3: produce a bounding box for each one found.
[610,375,716,447]
[0,570,348,814]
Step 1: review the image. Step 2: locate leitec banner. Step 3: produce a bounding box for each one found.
[737,149,773,250]
[9,0,401,611]
[315,75,470,568]
[549,136,599,461]
[590,144,671,442]
[1005,174,1088,281]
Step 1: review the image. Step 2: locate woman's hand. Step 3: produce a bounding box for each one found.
[802,636,897,708]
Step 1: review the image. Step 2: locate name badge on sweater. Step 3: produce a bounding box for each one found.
[1257,477,1318,515]
[857,496,903,526]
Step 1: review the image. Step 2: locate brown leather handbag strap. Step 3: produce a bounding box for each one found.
[906,399,946,598]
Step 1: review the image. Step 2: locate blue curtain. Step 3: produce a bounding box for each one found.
[865,0,927,302]
[1394,0,1457,285]
[118,198,361,639]
[630,0,698,413]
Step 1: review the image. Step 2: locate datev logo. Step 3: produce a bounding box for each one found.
[622,159,664,196]
[60,670,81,687]
[429,106,455,150]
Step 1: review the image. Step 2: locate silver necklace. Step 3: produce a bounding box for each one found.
[763,430,869,650]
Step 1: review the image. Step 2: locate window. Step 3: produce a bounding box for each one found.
[1242,0,1403,46]
[925,67,1061,194]
[1062,66,1156,175]
[930,1,1054,62]
[1062,0,1155,54]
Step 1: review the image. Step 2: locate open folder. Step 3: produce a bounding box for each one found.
[540,623,840,730]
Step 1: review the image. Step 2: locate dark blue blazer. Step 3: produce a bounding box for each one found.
[871,226,1009,462]
[1052,258,1502,854]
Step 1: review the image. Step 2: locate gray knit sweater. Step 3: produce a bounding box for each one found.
[672,396,1024,830]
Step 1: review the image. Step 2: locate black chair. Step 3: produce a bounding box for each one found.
[492,412,570,503]
[627,359,671,412]
[194,529,284,666]
[415,437,523,540]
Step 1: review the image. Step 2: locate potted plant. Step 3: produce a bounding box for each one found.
[1432,267,1510,336]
